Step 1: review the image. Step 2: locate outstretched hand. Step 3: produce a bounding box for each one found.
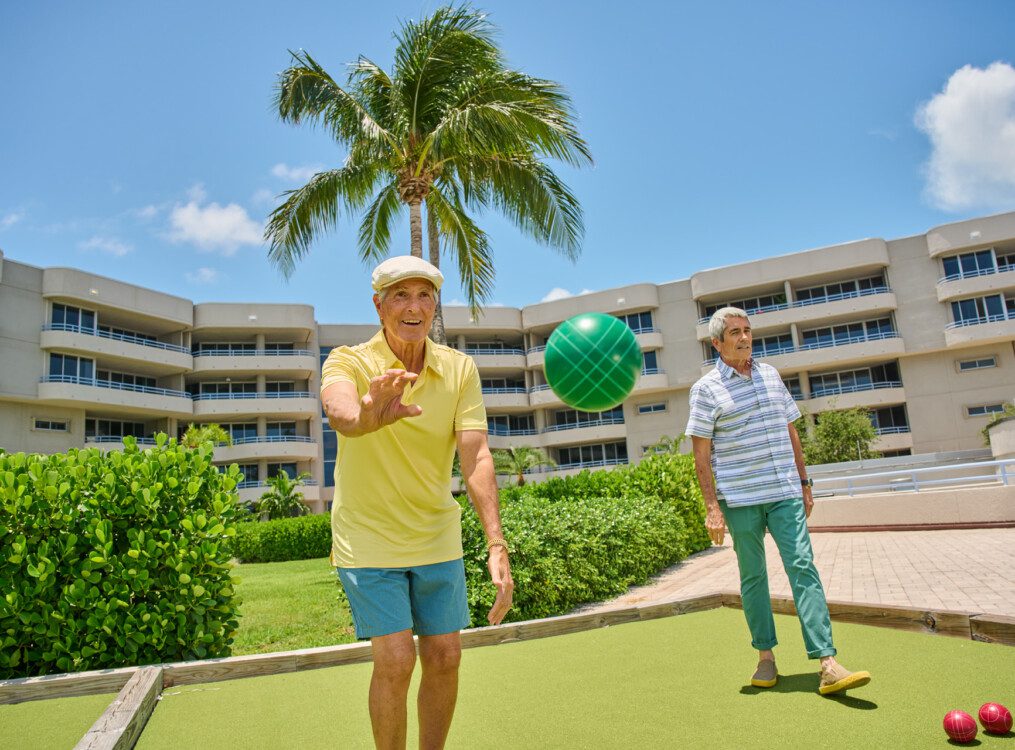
[359,369,422,431]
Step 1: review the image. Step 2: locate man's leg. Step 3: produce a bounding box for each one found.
[764,498,835,659]
[417,632,462,750]
[369,629,417,750]
[722,501,778,655]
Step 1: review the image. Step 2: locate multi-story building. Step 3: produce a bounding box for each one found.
[2,211,1014,513]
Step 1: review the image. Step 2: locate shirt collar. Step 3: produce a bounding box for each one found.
[716,356,756,381]
[367,328,444,378]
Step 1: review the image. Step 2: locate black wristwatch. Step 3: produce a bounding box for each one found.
[800,477,813,487]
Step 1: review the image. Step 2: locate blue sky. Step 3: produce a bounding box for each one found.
[2,1,1014,323]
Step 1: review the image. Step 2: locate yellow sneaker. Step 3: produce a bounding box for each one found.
[818,662,871,695]
[751,659,778,688]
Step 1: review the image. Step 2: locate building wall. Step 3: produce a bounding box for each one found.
[2,210,1014,512]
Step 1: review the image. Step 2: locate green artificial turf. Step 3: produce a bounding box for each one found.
[0,691,116,750]
[230,556,357,655]
[137,607,1015,749]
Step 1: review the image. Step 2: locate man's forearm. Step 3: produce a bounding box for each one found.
[464,452,505,543]
[691,436,719,508]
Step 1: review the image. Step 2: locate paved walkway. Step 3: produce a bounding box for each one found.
[587,528,1015,617]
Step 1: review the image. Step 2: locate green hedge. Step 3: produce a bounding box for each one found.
[0,436,242,678]
[462,451,709,624]
[232,514,331,563]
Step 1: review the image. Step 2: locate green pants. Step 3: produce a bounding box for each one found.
[720,497,836,659]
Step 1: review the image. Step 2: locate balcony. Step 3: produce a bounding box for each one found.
[40,324,192,373]
[487,427,542,450]
[936,267,1015,302]
[873,426,914,454]
[465,347,527,370]
[633,367,669,394]
[213,435,319,463]
[191,348,317,378]
[695,287,896,339]
[85,436,158,452]
[481,386,530,410]
[236,478,320,506]
[805,381,906,412]
[38,376,193,417]
[944,313,1015,348]
[191,391,319,419]
[526,345,546,370]
[702,331,906,375]
[540,417,627,446]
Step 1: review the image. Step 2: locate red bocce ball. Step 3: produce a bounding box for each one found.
[978,702,1013,735]
[943,710,978,743]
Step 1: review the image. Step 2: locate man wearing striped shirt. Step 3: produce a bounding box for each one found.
[686,307,871,695]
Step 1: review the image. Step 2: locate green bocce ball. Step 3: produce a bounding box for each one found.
[543,313,643,412]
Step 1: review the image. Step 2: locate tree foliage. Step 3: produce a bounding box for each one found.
[800,408,879,465]
[492,445,556,486]
[180,423,232,449]
[257,470,312,520]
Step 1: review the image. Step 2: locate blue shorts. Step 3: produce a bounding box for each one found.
[336,558,470,639]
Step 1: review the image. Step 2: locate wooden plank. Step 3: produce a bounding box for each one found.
[0,666,137,706]
[636,593,724,622]
[163,652,298,689]
[73,667,162,750]
[295,642,373,671]
[971,613,1015,646]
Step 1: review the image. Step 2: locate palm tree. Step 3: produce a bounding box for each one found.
[257,470,312,520]
[265,5,592,341]
[180,423,232,449]
[492,445,556,487]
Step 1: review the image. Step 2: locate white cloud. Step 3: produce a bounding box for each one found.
[271,163,323,182]
[916,61,1015,211]
[169,193,263,255]
[251,188,277,207]
[135,205,159,220]
[79,236,132,256]
[444,298,467,306]
[1,210,24,230]
[186,183,208,203]
[185,267,219,284]
[540,287,594,303]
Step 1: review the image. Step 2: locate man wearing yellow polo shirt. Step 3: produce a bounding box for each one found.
[321,255,513,750]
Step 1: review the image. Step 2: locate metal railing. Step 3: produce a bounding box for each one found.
[236,478,320,490]
[809,380,903,398]
[937,266,1014,284]
[85,436,157,445]
[874,425,911,435]
[697,286,892,323]
[814,458,1014,496]
[542,416,625,433]
[799,329,899,351]
[42,323,190,353]
[529,384,552,393]
[192,391,313,401]
[551,457,629,472]
[481,387,527,394]
[488,427,538,437]
[945,312,1013,330]
[40,375,190,399]
[465,347,526,356]
[193,348,314,357]
[640,367,665,376]
[229,435,314,445]
[526,345,547,354]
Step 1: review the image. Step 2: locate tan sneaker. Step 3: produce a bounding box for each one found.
[818,662,871,695]
[751,659,778,688]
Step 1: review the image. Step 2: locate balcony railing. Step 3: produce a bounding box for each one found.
[809,380,903,398]
[542,416,625,433]
[230,435,315,445]
[937,265,1015,284]
[85,436,157,445]
[465,347,525,356]
[488,427,538,437]
[814,458,1014,497]
[697,286,892,323]
[193,348,314,357]
[640,367,665,376]
[40,375,189,399]
[526,345,547,354]
[237,478,320,489]
[481,387,527,394]
[529,384,552,393]
[702,331,899,366]
[551,457,629,472]
[945,312,1014,330]
[191,391,313,401]
[42,323,189,354]
[874,425,910,435]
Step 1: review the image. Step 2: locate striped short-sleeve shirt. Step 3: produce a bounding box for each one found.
[685,358,802,507]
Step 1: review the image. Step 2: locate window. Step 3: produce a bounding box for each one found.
[86,418,145,438]
[641,350,658,373]
[556,441,628,467]
[637,402,667,415]
[236,464,259,484]
[323,430,337,487]
[801,318,894,348]
[48,353,94,381]
[34,419,68,432]
[481,378,526,390]
[97,370,157,389]
[870,405,909,432]
[98,324,156,343]
[950,295,1006,325]
[551,406,624,427]
[782,378,802,400]
[267,462,298,479]
[488,414,535,434]
[266,422,297,437]
[998,251,1015,273]
[752,333,793,357]
[966,404,1005,417]
[795,275,886,304]
[704,292,787,318]
[958,356,997,371]
[809,362,900,397]
[194,381,257,395]
[222,423,258,441]
[264,342,294,353]
[194,342,256,354]
[52,303,96,331]
[942,249,996,280]
[266,381,296,394]
[618,311,654,332]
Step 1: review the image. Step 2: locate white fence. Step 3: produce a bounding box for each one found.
[813,459,1014,497]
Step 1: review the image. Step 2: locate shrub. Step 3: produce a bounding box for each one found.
[0,436,242,678]
[232,514,331,563]
[461,452,708,624]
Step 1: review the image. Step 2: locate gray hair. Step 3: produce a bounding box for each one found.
[708,306,750,341]
[376,280,437,303]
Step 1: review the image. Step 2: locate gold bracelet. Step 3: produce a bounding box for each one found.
[486,538,509,553]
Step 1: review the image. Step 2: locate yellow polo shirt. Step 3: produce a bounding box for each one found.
[320,330,487,568]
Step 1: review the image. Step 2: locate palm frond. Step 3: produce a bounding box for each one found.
[265,165,381,277]
[357,180,403,262]
[427,183,495,315]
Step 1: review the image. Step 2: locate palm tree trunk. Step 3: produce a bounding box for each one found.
[427,204,447,344]
[409,198,424,258]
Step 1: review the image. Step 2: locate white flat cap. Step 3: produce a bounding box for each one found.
[371,256,445,292]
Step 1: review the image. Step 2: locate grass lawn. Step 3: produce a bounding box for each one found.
[230,557,358,655]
